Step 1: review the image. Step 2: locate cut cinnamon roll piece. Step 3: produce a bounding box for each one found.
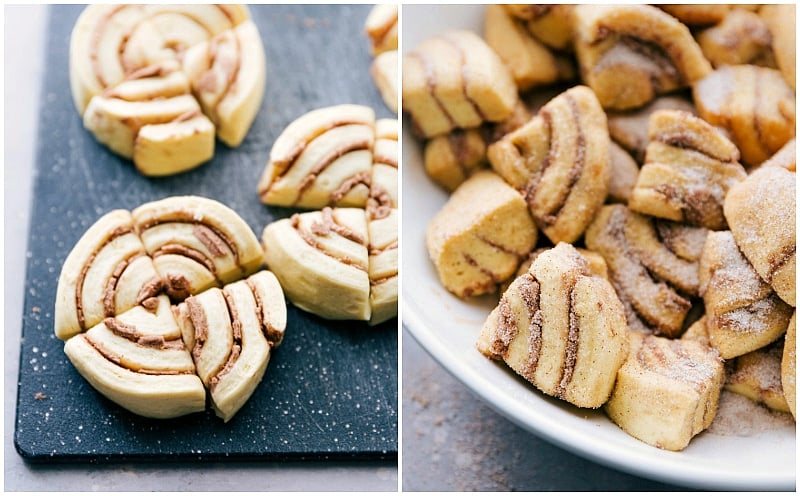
[604,332,725,451]
[484,5,574,92]
[368,118,398,216]
[628,110,747,230]
[426,171,537,299]
[572,5,712,111]
[261,207,371,321]
[698,231,793,359]
[693,65,796,168]
[176,270,286,422]
[257,104,376,209]
[55,209,163,340]
[696,9,776,69]
[181,20,267,147]
[724,166,796,307]
[364,4,398,56]
[62,295,206,419]
[477,243,629,408]
[782,312,796,419]
[132,196,264,301]
[487,85,610,244]
[585,205,707,337]
[367,208,398,326]
[83,80,216,176]
[402,30,518,138]
[606,95,697,164]
[725,340,791,414]
[503,5,575,52]
[760,4,796,90]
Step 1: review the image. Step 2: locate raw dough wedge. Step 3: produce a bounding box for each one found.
[585,205,706,337]
[261,207,371,321]
[176,271,286,422]
[698,231,793,359]
[63,295,206,419]
[55,209,163,340]
[477,243,628,408]
[402,30,518,138]
[487,85,610,244]
[132,196,264,301]
[426,171,537,299]
[364,4,398,56]
[629,110,746,230]
[572,5,711,110]
[604,332,725,451]
[257,104,376,208]
[724,166,796,307]
[367,208,398,326]
[181,20,267,147]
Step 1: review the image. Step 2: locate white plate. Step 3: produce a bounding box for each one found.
[400,4,796,491]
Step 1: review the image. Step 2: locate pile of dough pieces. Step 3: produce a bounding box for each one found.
[409,4,796,451]
[70,4,266,176]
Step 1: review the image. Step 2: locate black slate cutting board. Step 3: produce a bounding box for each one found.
[14,4,398,463]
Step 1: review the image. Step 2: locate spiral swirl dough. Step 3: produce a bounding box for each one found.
[63,295,206,419]
[426,171,537,299]
[572,5,712,111]
[628,110,747,230]
[257,105,376,209]
[69,5,264,175]
[55,209,163,341]
[132,196,264,301]
[487,85,610,244]
[698,231,793,359]
[402,30,518,138]
[723,166,796,307]
[476,243,629,409]
[585,205,708,338]
[261,208,371,321]
[604,332,725,451]
[693,65,796,167]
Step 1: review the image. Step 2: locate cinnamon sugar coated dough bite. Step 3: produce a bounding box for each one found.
[56,196,286,421]
[70,5,266,175]
[406,3,797,452]
[426,171,537,299]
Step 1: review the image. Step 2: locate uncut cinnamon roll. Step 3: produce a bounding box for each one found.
[258,105,376,209]
[476,243,629,409]
[698,231,793,359]
[402,30,518,138]
[572,5,712,111]
[724,166,796,307]
[693,65,796,167]
[585,204,708,337]
[487,85,610,244]
[132,196,264,301]
[628,110,747,230]
[55,210,163,340]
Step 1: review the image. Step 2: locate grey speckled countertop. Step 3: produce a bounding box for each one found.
[3,5,397,491]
